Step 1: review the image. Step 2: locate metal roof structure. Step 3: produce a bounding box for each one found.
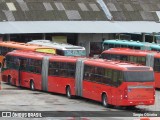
[0,21,160,34]
[0,0,160,34]
[0,0,160,21]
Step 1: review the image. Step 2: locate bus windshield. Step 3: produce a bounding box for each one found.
[124,71,154,82]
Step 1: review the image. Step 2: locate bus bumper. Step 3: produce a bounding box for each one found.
[117,99,155,106]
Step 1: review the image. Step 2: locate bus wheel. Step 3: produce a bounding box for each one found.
[102,94,110,107]
[66,86,72,99]
[30,80,35,91]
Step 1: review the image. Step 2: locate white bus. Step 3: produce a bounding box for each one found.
[27,40,86,56]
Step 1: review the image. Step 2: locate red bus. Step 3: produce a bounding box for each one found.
[101,48,160,88]
[2,50,155,107]
[0,41,56,68]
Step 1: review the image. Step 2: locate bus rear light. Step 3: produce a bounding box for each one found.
[124,88,128,99]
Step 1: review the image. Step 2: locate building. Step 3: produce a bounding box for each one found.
[0,0,160,56]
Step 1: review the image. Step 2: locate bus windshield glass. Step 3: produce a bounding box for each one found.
[124,71,154,82]
[64,50,86,56]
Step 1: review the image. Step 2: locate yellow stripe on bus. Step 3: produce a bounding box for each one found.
[35,48,56,54]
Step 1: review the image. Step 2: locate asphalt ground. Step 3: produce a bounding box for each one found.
[0,82,160,120]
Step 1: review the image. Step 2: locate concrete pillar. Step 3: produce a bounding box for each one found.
[142,33,145,42]
[7,34,10,41]
[152,32,155,43]
[42,33,46,40]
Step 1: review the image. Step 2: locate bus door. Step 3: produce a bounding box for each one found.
[146,53,155,67]
[17,58,27,87]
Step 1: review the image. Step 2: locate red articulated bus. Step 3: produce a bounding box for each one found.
[2,50,155,107]
[101,48,160,88]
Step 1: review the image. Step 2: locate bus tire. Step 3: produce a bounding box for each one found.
[66,86,72,99]
[102,94,110,107]
[30,80,35,91]
[8,76,11,85]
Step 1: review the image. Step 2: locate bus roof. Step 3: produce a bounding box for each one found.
[103,39,144,47]
[150,43,160,50]
[6,50,152,71]
[0,41,52,50]
[85,58,152,71]
[102,48,158,57]
[27,40,85,50]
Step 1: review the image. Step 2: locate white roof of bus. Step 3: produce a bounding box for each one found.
[27,40,85,50]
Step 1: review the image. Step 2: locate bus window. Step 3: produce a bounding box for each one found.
[118,71,123,85]
[59,62,67,77]
[120,55,128,61]
[112,70,118,86]
[104,69,112,85]
[124,71,154,82]
[108,44,114,49]
[49,62,60,76]
[134,46,140,50]
[114,44,121,48]
[128,46,134,49]
[28,59,42,74]
[129,56,137,63]
[67,63,76,78]
[154,58,160,72]
[137,57,146,65]
[121,45,128,48]
[94,67,105,83]
[20,58,28,71]
[6,56,19,70]
[103,43,109,50]
[84,65,94,81]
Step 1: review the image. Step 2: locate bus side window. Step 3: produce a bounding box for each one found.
[137,57,146,65]
[104,43,109,50]
[108,44,114,49]
[112,70,118,86]
[128,46,134,49]
[101,53,110,59]
[94,67,104,83]
[154,58,160,72]
[104,69,112,85]
[49,62,58,76]
[134,46,140,50]
[20,58,28,71]
[114,44,120,48]
[129,56,137,63]
[49,61,59,76]
[120,55,128,61]
[84,65,92,80]
[59,62,67,77]
[117,71,123,86]
[28,59,35,73]
[84,65,95,81]
[121,45,127,48]
[68,63,76,78]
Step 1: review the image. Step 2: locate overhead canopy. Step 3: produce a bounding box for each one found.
[0,21,160,34]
